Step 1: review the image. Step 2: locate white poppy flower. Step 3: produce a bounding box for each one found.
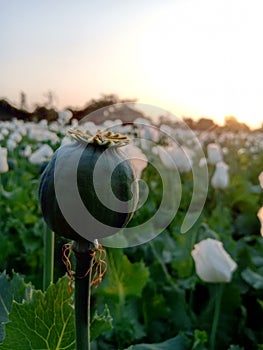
[29,144,54,165]
[121,144,148,179]
[157,145,193,173]
[39,119,48,127]
[71,118,79,128]
[211,161,229,190]
[20,145,32,158]
[207,143,223,165]
[28,128,59,144]
[257,207,263,236]
[191,238,237,283]
[174,146,193,173]
[9,132,22,143]
[6,138,17,151]
[1,128,9,136]
[258,172,263,189]
[199,157,207,168]
[57,110,73,125]
[0,147,9,173]
[157,146,176,169]
[60,136,73,146]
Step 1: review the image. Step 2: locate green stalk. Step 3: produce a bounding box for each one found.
[43,225,54,290]
[72,240,94,350]
[0,173,8,197]
[149,241,179,292]
[210,283,224,350]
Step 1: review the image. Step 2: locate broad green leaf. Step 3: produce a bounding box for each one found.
[101,249,149,298]
[125,332,192,350]
[241,268,263,290]
[120,298,146,341]
[141,282,170,342]
[0,271,33,343]
[0,276,75,350]
[162,286,192,331]
[90,305,113,341]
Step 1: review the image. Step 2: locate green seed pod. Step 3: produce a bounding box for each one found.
[39,129,138,242]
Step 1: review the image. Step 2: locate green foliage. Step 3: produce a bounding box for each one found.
[0,276,75,350]
[0,161,46,288]
[0,271,33,343]
[101,248,149,298]
[1,125,263,348]
[94,249,149,348]
[90,305,113,341]
[125,332,192,349]
[241,268,263,290]
[0,274,113,349]
[192,330,208,350]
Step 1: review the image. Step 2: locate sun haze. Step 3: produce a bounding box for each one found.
[1,0,263,128]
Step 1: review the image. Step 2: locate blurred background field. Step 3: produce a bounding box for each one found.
[0,97,263,348]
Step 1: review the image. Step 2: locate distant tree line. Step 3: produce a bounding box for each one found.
[0,94,260,132]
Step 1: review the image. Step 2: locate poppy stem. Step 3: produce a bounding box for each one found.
[72,240,93,350]
[210,283,224,350]
[43,225,54,290]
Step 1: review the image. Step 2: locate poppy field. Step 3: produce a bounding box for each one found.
[0,108,263,350]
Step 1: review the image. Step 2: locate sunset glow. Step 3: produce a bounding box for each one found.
[1,0,263,128]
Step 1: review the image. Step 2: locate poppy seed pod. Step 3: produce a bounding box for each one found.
[39,129,139,242]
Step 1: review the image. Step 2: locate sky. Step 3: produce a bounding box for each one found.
[1,0,263,128]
